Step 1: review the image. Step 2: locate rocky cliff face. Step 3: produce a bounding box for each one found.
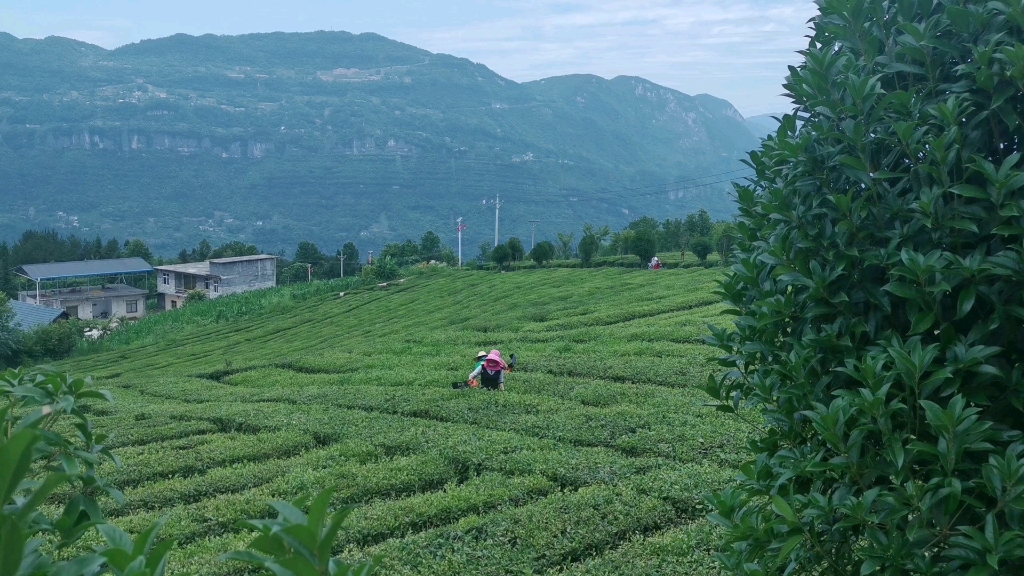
[0,31,760,253]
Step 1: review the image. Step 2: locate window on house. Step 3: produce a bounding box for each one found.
[213,279,220,293]
[161,272,170,286]
[171,300,178,310]
[204,277,211,290]
[183,275,197,291]
[126,300,138,314]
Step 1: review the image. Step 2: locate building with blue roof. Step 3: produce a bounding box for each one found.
[9,301,68,331]
[16,257,152,320]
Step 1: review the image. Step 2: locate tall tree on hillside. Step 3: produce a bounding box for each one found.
[341,242,359,276]
[628,229,657,266]
[684,208,712,239]
[627,216,660,234]
[0,243,15,298]
[556,232,575,260]
[0,295,21,368]
[89,236,103,259]
[659,218,686,251]
[210,241,259,259]
[101,239,122,259]
[491,244,512,271]
[690,237,711,264]
[578,232,601,266]
[704,0,1024,574]
[123,239,154,261]
[712,222,737,262]
[193,239,213,261]
[420,231,442,261]
[529,241,555,267]
[477,242,492,264]
[506,237,526,263]
[294,241,327,277]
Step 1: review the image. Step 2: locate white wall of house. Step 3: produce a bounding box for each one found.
[111,296,145,319]
[157,271,175,295]
[63,302,91,320]
[213,258,276,296]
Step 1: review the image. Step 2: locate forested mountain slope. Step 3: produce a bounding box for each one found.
[0,31,760,253]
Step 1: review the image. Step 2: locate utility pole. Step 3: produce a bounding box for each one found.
[529,220,540,249]
[339,252,345,279]
[306,263,313,283]
[491,193,499,245]
[457,218,466,268]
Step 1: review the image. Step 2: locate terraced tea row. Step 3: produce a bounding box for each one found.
[67,268,738,574]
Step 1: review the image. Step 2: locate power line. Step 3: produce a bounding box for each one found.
[544,172,754,205]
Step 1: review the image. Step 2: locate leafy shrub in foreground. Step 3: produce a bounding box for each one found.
[705,0,1024,574]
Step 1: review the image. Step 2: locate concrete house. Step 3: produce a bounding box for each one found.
[154,255,277,310]
[17,258,153,320]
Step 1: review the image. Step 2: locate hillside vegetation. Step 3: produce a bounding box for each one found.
[0,31,759,253]
[65,267,743,575]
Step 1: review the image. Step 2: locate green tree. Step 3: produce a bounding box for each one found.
[704,1,1024,574]
[690,237,712,264]
[22,320,79,362]
[507,237,526,263]
[627,228,657,266]
[556,232,575,260]
[684,208,712,238]
[193,239,213,261]
[123,239,154,261]
[101,238,122,259]
[627,216,660,234]
[420,230,442,261]
[477,242,492,264]
[578,233,601,266]
[712,222,737,262]
[491,244,513,270]
[185,289,208,305]
[294,241,326,268]
[210,241,259,259]
[659,218,686,251]
[0,242,15,298]
[342,242,360,276]
[0,294,23,368]
[529,240,555,267]
[364,255,399,282]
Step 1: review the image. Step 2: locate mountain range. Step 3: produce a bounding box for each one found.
[0,31,762,254]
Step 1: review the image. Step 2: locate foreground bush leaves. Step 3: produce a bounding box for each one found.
[704,0,1024,574]
[222,489,376,576]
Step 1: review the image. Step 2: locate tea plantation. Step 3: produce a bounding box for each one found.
[65,267,747,575]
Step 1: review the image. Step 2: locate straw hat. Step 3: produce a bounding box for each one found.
[476,351,488,359]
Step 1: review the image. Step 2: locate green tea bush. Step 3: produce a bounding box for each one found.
[1,367,376,576]
[20,319,81,362]
[57,268,741,572]
[367,485,674,574]
[704,0,1024,574]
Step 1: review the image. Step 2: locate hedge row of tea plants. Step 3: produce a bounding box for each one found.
[61,268,737,574]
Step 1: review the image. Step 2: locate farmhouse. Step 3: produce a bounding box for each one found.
[154,254,277,310]
[9,300,69,330]
[17,258,153,320]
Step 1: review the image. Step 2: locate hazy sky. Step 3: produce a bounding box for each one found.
[1,0,818,116]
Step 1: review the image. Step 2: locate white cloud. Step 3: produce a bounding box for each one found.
[391,0,816,114]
